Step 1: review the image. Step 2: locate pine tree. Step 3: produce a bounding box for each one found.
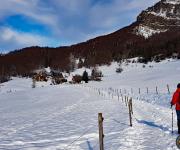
[82,70,88,83]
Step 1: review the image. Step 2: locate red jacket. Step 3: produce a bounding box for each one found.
[171,88,180,110]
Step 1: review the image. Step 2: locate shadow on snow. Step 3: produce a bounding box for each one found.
[136,119,170,132]
[86,140,94,150]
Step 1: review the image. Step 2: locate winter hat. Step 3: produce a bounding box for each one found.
[177,83,180,88]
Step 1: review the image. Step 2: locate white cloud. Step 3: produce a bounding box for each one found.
[1,27,42,44]
[0,0,159,32]
[89,0,159,29]
[0,27,57,51]
[0,0,59,30]
[53,0,90,13]
[0,0,160,51]
[126,0,159,10]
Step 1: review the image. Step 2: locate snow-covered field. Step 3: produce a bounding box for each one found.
[0,59,180,150]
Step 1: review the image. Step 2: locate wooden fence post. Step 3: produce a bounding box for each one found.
[167,84,170,94]
[146,87,148,94]
[128,101,132,127]
[127,96,129,104]
[129,98,133,114]
[98,113,104,150]
[139,88,141,94]
[121,94,123,102]
[125,96,127,106]
[156,86,158,94]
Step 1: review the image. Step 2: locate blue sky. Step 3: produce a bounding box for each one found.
[0,0,159,52]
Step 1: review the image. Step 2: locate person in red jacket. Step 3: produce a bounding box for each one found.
[171,83,180,134]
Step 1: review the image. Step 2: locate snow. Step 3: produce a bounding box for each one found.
[147,1,180,21]
[0,59,180,149]
[149,10,168,18]
[34,67,51,74]
[135,25,167,38]
[148,11,180,20]
[164,0,180,5]
[45,67,51,73]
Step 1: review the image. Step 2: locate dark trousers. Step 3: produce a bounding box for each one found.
[176,110,180,133]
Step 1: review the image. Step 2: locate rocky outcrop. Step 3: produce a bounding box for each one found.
[135,0,180,38]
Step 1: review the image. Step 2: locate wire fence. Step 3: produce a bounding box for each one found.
[62,83,175,150]
[62,124,97,150]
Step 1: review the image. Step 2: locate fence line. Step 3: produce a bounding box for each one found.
[69,83,174,150]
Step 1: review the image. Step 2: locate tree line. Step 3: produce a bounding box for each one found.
[0,24,180,82]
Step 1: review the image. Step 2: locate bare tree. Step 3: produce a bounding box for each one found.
[69,53,76,72]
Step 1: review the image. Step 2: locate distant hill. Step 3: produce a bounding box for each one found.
[0,0,180,77]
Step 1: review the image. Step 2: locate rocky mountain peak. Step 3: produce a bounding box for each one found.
[134,0,180,38]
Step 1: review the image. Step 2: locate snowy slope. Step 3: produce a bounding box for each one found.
[0,59,180,149]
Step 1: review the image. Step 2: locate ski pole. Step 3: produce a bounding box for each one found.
[172,107,173,134]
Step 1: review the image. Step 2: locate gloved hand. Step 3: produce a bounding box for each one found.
[171,102,173,108]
